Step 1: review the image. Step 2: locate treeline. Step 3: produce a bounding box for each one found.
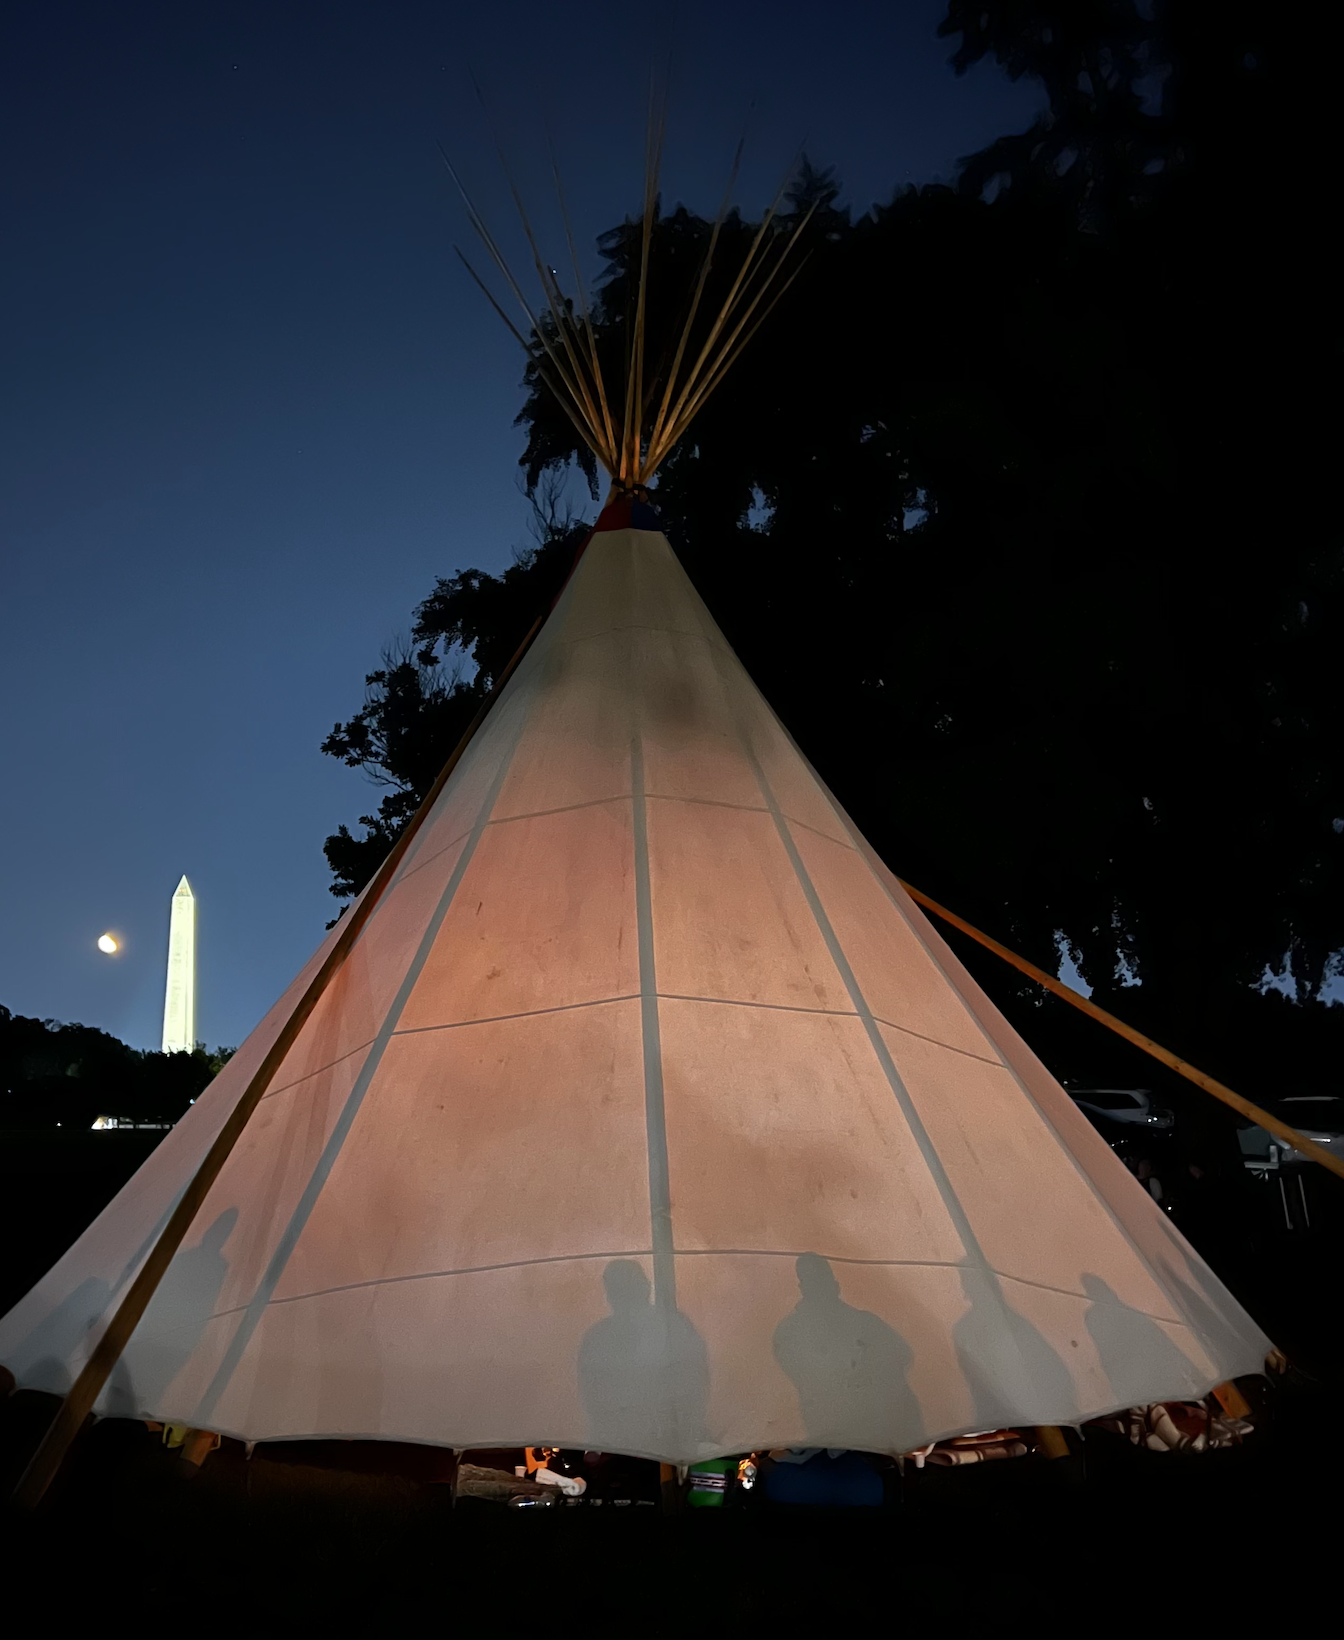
[321,3,1340,1095]
[0,1005,232,1130]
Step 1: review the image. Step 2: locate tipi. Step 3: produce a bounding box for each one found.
[1,152,1270,1481]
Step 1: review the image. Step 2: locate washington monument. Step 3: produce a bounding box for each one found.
[161,875,197,1054]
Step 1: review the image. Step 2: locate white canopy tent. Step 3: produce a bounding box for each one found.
[0,505,1270,1462]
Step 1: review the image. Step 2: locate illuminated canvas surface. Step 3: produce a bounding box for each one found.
[0,524,1269,1459]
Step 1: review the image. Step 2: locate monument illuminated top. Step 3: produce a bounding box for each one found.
[161,875,196,1054]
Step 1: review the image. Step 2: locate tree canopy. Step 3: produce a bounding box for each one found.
[0,1004,234,1130]
[321,0,1339,1098]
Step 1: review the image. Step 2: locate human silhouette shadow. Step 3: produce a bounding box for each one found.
[952,1266,1078,1431]
[1146,1250,1266,1376]
[118,1207,239,1418]
[8,1275,113,1395]
[1082,1272,1205,1410]
[577,1260,709,1459]
[771,1253,917,1453]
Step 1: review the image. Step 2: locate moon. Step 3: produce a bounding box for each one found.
[97,933,119,955]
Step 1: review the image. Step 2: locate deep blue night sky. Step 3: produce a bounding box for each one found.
[1,2,1045,1051]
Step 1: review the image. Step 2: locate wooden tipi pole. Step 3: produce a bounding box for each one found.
[900,880,1344,1184]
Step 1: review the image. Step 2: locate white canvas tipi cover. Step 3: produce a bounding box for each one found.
[0,514,1269,1461]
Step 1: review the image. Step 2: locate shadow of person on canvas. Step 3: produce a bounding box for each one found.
[952,1265,1078,1431]
[6,1275,113,1395]
[118,1207,240,1419]
[771,1253,916,1451]
[577,1259,709,1459]
[1082,1271,1205,1409]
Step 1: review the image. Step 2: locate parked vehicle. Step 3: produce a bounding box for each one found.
[1067,1087,1174,1133]
[1236,1095,1344,1169]
[1236,1096,1343,1234]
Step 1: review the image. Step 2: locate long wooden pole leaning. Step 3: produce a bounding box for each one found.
[899,879,1344,1184]
[10,613,547,1512]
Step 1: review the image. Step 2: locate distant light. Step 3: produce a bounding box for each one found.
[97,933,119,955]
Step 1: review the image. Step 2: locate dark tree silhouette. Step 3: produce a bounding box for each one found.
[321,644,485,908]
[0,1005,233,1129]
[320,1,1341,1103]
[320,485,589,913]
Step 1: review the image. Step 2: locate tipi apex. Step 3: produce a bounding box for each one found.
[1,137,1270,1495]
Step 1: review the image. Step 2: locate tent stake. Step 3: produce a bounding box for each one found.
[9,614,546,1512]
[900,880,1344,1184]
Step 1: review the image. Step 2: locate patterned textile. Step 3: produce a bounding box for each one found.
[456,1463,558,1501]
[905,1429,1028,1468]
[1085,1400,1253,1452]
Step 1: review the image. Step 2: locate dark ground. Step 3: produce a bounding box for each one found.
[1,1127,1340,1621]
